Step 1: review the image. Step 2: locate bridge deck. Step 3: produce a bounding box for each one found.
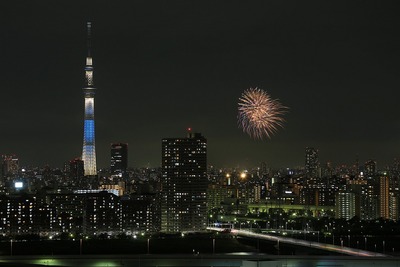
[207,227,387,257]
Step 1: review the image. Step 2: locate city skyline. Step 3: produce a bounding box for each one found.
[1,1,399,168]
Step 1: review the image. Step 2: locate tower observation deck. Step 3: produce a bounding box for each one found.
[82,22,97,176]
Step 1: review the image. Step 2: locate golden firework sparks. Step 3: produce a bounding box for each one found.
[238,88,287,139]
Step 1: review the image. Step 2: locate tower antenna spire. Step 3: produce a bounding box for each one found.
[87,21,92,57]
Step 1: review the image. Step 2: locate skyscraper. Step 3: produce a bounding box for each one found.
[1,154,18,177]
[364,160,377,179]
[379,175,389,219]
[305,147,319,179]
[69,158,84,182]
[360,183,379,220]
[82,22,97,176]
[110,143,128,175]
[389,192,398,221]
[161,131,207,233]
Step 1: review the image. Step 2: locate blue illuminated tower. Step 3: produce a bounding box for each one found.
[82,22,97,176]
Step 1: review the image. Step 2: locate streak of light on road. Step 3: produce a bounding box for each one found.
[207,227,387,257]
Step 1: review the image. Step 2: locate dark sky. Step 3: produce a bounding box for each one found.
[1,1,399,169]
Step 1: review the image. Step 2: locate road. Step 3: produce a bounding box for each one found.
[207,227,387,257]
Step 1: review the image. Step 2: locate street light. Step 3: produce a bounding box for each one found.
[365,237,367,250]
[147,238,150,254]
[277,239,280,255]
[304,223,309,240]
[226,173,231,186]
[212,238,215,254]
[240,172,247,204]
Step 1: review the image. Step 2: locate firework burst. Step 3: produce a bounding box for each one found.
[238,87,287,139]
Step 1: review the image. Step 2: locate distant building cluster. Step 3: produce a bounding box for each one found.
[1,143,400,238]
[207,147,400,230]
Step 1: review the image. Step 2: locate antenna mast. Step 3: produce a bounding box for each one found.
[87,22,92,57]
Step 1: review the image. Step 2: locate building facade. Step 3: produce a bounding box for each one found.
[110,143,128,175]
[84,191,121,234]
[305,147,319,181]
[69,158,84,185]
[121,193,161,235]
[380,175,390,219]
[1,154,19,178]
[335,192,356,220]
[161,131,208,232]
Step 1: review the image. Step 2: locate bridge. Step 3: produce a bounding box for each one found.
[207,227,387,257]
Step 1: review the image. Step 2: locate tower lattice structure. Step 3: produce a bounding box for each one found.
[82,22,97,176]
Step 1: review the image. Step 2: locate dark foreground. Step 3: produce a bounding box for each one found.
[0,254,398,267]
[0,235,341,256]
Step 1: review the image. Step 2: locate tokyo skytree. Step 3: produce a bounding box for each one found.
[82,22,97,176]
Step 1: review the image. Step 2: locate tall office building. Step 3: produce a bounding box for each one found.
[82,22,97,176]
[305,147,319,179]
[161,131,207,233]
[110,143,128,175]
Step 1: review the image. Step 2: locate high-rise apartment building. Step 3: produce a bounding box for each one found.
[110,143,128,175]
[69,158,84,182]
[161,131,207,233]
[364,160,377,179]
[82,22,97,176]
[360,183,379,220]
[335,192,356,220]
[380,175,390,219]
[1,154,19,177]
[305,147,319,180]
[389,192,399,221]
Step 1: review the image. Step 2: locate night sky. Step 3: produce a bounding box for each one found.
[1,1,399,169]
